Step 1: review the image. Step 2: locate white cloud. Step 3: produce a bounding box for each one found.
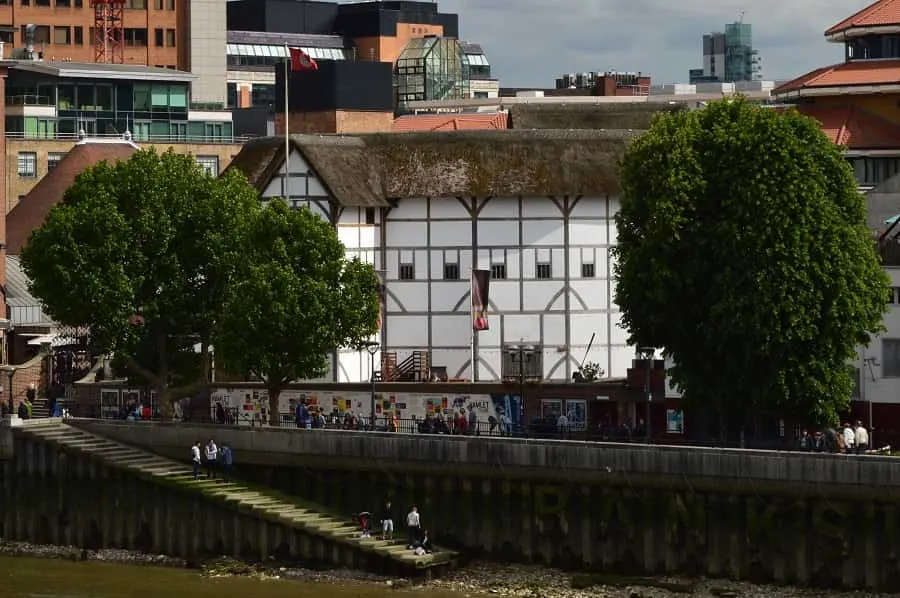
[439,0,873,86]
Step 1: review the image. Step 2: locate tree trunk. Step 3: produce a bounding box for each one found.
[268,386,282,427]
[158,385,174,420]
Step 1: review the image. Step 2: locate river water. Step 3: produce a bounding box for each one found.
[0,557,465,598]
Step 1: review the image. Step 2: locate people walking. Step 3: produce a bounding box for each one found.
[855,421,870,455]
[191,441,201,480]
[220,444,233,482]
[380,500,394,541]
[406,505,421,549]
[205,438,218,479]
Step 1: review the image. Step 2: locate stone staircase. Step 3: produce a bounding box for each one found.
[15,421,457,576]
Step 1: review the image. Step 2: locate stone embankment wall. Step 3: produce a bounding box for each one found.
[69,420,900,589]
[0,430,374,569]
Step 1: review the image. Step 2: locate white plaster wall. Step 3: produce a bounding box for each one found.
[262,160,634,383]
[860,267,900,404]
[378,195,630,382]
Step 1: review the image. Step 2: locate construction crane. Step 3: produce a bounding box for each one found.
[91,0,126,64]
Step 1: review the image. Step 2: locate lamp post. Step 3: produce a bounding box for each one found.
[41,340,53,398]
[638,346,655,442]
[365,341,379,431]
[4,366,16,416]
[509,344,536,436]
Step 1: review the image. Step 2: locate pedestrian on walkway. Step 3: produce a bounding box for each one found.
[380,500,394,541]
[191,441,201,480]
[220,444,233,482]
[406,505,420,549]
[205,438,218,479]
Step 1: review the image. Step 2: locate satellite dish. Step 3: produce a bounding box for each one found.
[123,130,132,141]
[77,128,86,140]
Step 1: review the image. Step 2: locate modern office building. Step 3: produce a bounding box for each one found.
[225,0,497,116]
[0,0,225,104]
[689,21,761,83]
[3,58,239,211]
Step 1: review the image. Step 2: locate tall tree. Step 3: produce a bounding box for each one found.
[614,98,889,429]
[21,149,260,410]
[216,200,379,425]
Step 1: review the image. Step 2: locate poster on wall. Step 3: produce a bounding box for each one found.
[565,399,587,431]
[100,389,120,419]
[666,409,684,434]
[209,387,523,427]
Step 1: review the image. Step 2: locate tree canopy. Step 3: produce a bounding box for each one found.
[216,200,380,424]
[614,98,889,428]
[21,149,260,405]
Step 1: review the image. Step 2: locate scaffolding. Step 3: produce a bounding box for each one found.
[92,0,125,64]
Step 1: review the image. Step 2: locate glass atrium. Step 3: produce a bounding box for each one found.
[395,37,470,109]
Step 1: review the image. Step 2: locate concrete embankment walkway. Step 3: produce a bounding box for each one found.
[14,420,456,576]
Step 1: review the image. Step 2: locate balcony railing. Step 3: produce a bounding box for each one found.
[6,95,55,106]
[190,102,228,111]
[5,131,255,145]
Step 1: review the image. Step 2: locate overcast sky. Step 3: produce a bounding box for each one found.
[438,0,873,87]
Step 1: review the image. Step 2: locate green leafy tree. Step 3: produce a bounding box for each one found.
[614,98,889,429]
[216,200,380,425]
[21,149,260,410]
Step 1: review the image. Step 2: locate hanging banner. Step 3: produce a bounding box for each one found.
[471,269,491,331]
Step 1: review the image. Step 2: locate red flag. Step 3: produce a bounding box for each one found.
[289,47,319,72]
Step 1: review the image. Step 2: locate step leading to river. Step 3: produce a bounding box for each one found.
[12,420,457,577]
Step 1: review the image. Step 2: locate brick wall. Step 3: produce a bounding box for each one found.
[2,353,43,412]
[274,110,394,135]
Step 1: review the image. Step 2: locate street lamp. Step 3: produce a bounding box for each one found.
[4,366,16,416]
[365,341,379,431]
[509,344,537,435]
[638,346,655,442]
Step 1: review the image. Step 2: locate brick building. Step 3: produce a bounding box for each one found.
[0,0,225,105]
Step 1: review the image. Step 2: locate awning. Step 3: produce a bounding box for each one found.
[27,333,79,347]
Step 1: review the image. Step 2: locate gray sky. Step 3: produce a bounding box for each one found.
[438,0,873,87]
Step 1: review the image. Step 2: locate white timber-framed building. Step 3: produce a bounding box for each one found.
[227,129,637,384]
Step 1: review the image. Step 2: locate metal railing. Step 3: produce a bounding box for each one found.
[6,95,54,106]
[5,131,255,145]
[52,402,900,454]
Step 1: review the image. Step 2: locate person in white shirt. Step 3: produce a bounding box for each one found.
[191,441,201,479]
[842,423,855,454]
[557,413,569,435]
[205,439,218,480]
[406,506,421,549]
[855,421,870,455]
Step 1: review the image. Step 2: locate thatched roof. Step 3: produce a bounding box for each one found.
[227,129,637,207]
[508,103,683,130]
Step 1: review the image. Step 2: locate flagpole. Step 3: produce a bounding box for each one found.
[470,268,476,382]
[284,45,290,199]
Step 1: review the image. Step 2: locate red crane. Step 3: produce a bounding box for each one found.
[91,0,125,64]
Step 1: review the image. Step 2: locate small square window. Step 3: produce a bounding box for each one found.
[399,264,415,280]
[581,263,595,278]
[490,264,507,280]
[536,263,551,280]
[365,207,376,225]
[444,263,459,280]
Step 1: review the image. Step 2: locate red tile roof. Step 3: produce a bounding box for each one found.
[795,104,900,149]
[392,112,509,132]
[773,59,900,95]
[826,0,900,36]
[7,140,137,255]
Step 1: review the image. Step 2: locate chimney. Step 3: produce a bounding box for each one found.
[25,24,35,57]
